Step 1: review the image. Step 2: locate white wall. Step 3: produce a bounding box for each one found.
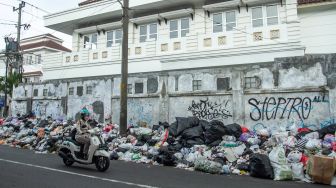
[299,4,336,53]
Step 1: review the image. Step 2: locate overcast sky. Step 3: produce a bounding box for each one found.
[0,0,82,50]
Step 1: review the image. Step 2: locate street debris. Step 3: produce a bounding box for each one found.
[1,115,336,185]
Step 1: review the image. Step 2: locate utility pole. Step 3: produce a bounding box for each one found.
[119,0,129,136]
[13,1,25,74]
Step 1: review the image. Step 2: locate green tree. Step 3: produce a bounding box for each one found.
[0,72,22,97]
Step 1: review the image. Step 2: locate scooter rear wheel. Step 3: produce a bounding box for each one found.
[63,158,74,166]
[95,156,110,172]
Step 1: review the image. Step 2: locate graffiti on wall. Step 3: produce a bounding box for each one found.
[187,97,232,120]
[248,94,329,121]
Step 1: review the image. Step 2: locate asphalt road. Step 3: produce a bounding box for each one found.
[0,145,330,188]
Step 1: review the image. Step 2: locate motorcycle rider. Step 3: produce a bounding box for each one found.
[75,108,92,159]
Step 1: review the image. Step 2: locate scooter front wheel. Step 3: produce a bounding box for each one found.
[95,156,110,172]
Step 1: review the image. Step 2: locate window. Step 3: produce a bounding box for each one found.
[147,78,158,94]
[83,33,98,49]
[43,89,48,97]
[33,89,38,97]
[252,7,263,27]
[217,77,230,90]
[35,54,41,64]
[140,23,157,43]
[69,87,74,95]
[226,12,236,31]
[266,5,278,25]
[26,56,32,64]
[77,86,83,96]
[213,13,223,33]
[213,12,236,33]
[86,86,93,95]
[252,5,279,27]
[175,76,179,91]
[170,18,190,39]
[193,80,202,91]
[106,29,122,47]
[127,84,132,94]
[135,83,144,94]
[245,77,260,89]
[24,90,28,97]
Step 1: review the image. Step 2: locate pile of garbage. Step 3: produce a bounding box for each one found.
[1,115,336,185]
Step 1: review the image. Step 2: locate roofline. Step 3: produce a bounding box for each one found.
[21,34,64,43]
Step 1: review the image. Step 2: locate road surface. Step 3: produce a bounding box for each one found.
[0,145,328,188]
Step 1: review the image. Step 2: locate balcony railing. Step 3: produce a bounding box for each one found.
[55,24,288,66]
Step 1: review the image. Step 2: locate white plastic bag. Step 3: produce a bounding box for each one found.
[291,162,304,181]
[287,150,302,163]
[269,146,293,180]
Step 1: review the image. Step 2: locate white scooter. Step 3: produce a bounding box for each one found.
[58,127,110,172]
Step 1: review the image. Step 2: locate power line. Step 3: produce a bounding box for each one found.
[0,19,17,23]
[17,0,50,14]
[0,22,17,26]
[22,10,43,20]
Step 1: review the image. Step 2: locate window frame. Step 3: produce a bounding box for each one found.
[192,80,202,91]
[127,84,133,94]
[212,11,236,33]
[251,5,279,28]
[68,87,74,96]
[169,18,190,39]
[134,82,144,94]
[83,33,98,49]
[86,85,93,95]
[139,23,158,43]
[244,76,261,89]
[106,29,123,47]
[33,89,38,97]
[266,5,279,26]
[43,89,48,97]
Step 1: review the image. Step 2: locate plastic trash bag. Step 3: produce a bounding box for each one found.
[269,146,293,181]
[291,162,304,181]
[287,150,302,163]
[249,153,274,179]
[194,158,222,174]
[305,139,322,150]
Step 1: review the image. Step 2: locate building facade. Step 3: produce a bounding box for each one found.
[12,0,336,130]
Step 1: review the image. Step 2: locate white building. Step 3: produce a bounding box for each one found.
[20,34,71,83]
[11,0,336,128]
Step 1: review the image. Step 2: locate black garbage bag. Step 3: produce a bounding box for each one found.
[154,146,177,166]
[181,137,205,148]
[110,152,119,160]
[317,124,336,139]
[168,122,178,137]
[176,117,199,136]
[208,139,222,147]
[204,120,227,144]
[249,153,274,179]
[225,123,242,139]
[115,147,128,153]
[135,141,145,146]
[168,142,182,152]
[147,139,158,146]
[199,120,211,131]
[181,125,204,140]
[237,163,250,171]
[139,134,152,143]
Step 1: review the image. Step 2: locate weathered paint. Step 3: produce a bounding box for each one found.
[11,54,336,129]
